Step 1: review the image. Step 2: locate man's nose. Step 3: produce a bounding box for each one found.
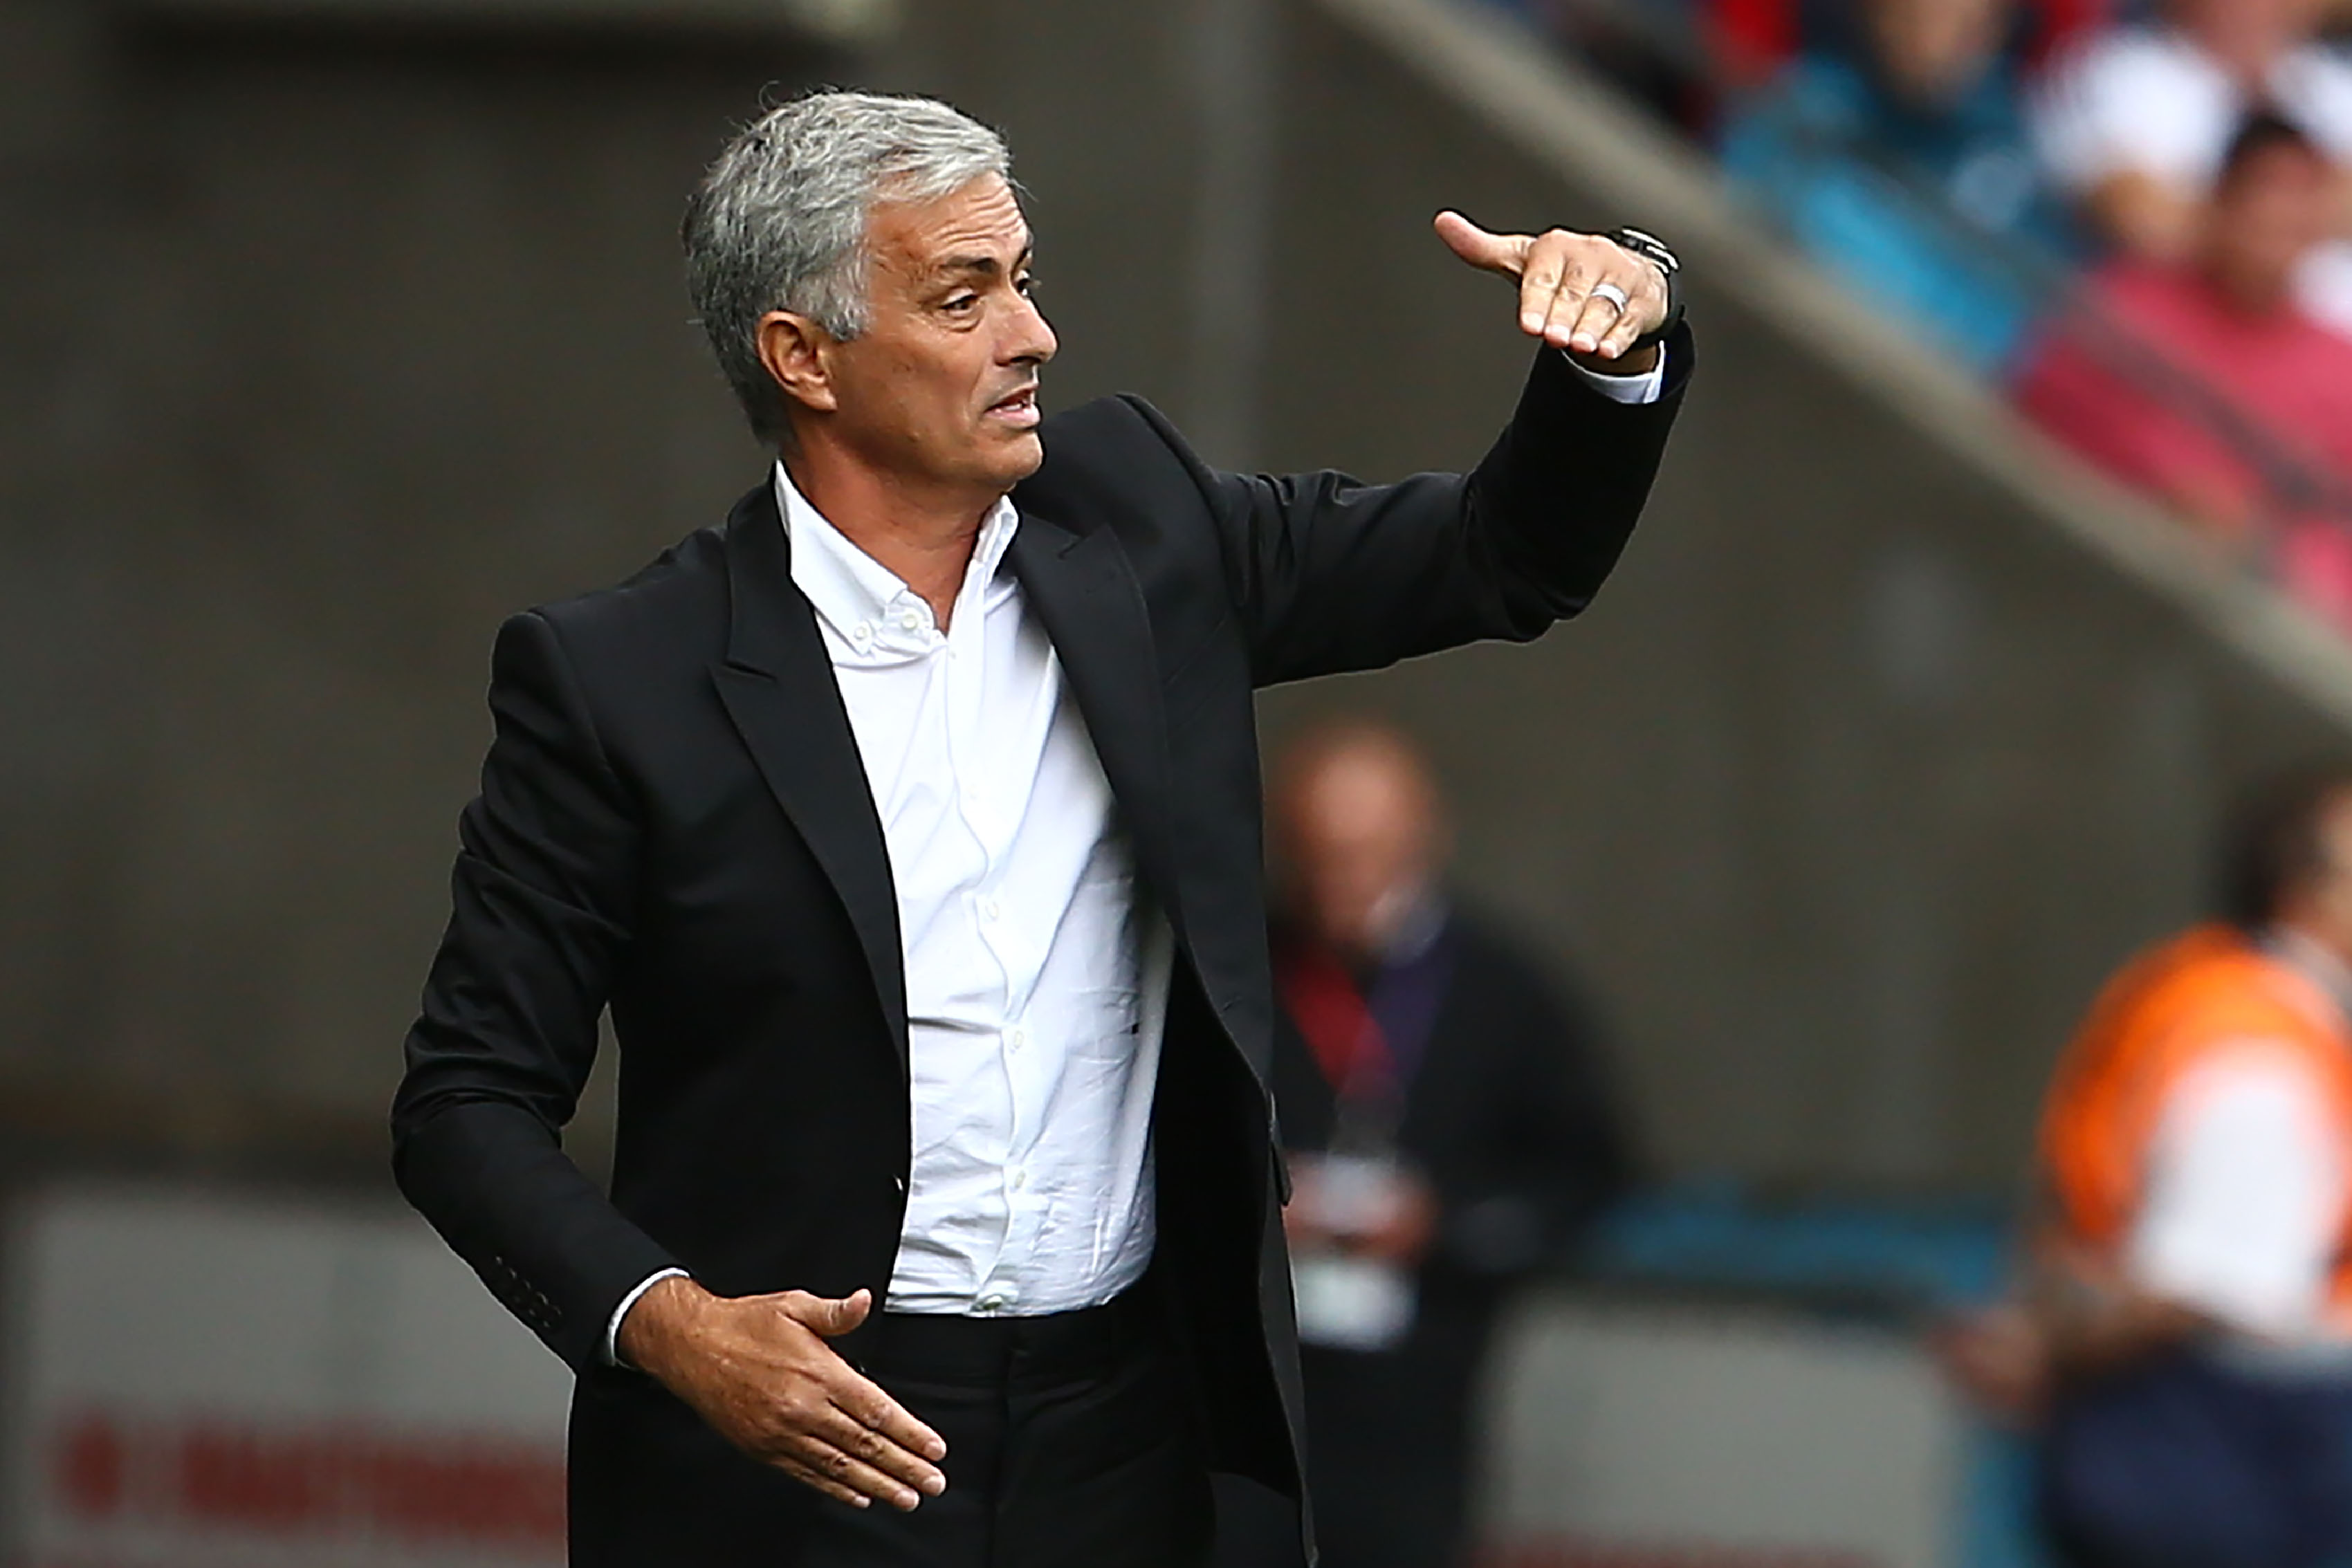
[1009,293,1058,366]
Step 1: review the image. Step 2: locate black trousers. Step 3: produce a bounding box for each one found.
[1214,1316,1490,1568]
[802,1285,1214,1568]
[2039,1347,2352,1568]
[1294,1337,1482,1568]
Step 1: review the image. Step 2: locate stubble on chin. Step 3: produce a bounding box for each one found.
[990,429,1045,489]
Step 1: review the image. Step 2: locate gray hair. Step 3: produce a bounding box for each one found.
[683,91,1013,445]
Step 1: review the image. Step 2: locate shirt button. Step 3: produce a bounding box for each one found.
[977,1294,1006,1314]
[1007,1026,1027,1051]
[982,898,1002,922]
[851,621,874,646]
[899,609,924,631]
[1011,1167,1029,1191]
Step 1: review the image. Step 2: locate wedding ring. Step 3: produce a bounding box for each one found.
[1589,282,1630,313]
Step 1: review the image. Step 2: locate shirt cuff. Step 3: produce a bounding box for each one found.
[604,1266,691,1367]
[1565,347,1666,405]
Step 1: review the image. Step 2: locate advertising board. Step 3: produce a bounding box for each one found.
[3,1186,573,1568]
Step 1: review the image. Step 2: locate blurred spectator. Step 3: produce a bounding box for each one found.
[2030,0,2352,336]
[2016,113,2352,627]
[1524,0,2103,135]
[1720,0,2077,373]
[1242,721,1630,1568]
[1710,0,1810,86]
[1708,0,2109,86]
[1941,768,2352,1568]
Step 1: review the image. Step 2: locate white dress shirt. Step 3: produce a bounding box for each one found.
[784,464,1175,1318]
[607,352,1666,1354]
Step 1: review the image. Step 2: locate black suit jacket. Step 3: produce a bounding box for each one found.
[390,332,1691,1563]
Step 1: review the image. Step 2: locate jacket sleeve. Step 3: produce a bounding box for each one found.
[390,608,683,1372]
[1164,326,1691,688]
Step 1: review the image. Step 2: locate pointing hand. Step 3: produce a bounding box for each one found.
[1435,211,1669,371]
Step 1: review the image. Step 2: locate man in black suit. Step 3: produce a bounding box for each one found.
[391,89,1689,1567]
[1256,721,1632,1568]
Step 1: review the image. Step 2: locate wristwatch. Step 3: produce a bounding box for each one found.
[1608,226,1682,353]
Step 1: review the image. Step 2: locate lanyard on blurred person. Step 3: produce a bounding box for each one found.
[1277,912,1456,1353]
[1277,910,1456,1155]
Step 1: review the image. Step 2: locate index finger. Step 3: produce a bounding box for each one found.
[832,1374,948,1464]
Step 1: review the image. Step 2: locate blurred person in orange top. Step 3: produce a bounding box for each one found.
[1942,768,2352,1568]
[2016,113,2352,629]
[1220,720,1630,1568]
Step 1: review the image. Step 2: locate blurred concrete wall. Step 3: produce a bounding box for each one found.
[0,1,800,1169]
[6,0,2352,1195]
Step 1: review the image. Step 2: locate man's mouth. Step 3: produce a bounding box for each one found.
[986,386,1041,428]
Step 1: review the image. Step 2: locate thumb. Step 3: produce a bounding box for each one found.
[795,1288,873,1338]
[1433,210,1525,278]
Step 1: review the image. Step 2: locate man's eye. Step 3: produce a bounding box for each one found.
[944,294,979,313]
[1016,274,1040,297]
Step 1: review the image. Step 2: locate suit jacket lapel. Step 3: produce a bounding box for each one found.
[1007,513,1186,945]
[710,483,910,1068]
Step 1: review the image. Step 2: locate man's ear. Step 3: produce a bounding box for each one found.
[756,310,839,418]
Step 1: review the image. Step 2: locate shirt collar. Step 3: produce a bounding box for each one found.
[771,461,1021,642]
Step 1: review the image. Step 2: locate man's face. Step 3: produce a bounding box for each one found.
[1866,0,2007,107]
[2205,140,2333,310]
[809,174,1056,499]
[2283,789,2352,967]
[2172,0,2326,67]
[1274,744,1442,963]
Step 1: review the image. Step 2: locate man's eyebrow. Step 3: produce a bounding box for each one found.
[934,244,1036,281]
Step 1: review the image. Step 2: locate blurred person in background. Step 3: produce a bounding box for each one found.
[389,87,1692,1568]
[2016,113,2352,630]
[1249,721,1632,1568]
[2030,0,2352,337]
[1525,0,2104,132]
[1707,0,2108,91]
[1942,767,2352,1568]
[1721,0,2079,372]
[1702,0,2107,85]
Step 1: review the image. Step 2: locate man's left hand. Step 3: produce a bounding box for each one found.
[1435,211,1668,374]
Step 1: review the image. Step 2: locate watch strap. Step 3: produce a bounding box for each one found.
[1608,226,1684,353]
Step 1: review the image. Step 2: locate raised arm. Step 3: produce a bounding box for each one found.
[1197,216,1691,688]
[1201,329,1690,688]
